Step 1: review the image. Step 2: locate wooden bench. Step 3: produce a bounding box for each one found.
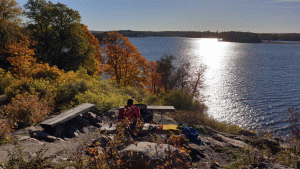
[119,105,175,121]
[41,103,95,130]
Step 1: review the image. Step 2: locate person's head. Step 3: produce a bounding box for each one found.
[127,99,134,106]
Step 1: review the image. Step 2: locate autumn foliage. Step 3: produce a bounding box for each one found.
[83,25,103,75]
[103,32,149,87]
[5,36,64,80]
[145,60,164,93]
[5,36,36,78]
[1,92,54,128]
[0,115,13,144]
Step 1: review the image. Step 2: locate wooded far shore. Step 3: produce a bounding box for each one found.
[92,30,300,43]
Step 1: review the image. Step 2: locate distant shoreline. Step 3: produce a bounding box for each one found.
[262,41,300,45]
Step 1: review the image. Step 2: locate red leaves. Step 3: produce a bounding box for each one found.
[2,92,54,127]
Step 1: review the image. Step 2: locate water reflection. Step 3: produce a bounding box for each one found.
[129,37,300,135]
[189,39,243,123]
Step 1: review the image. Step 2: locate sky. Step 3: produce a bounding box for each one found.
[16,0,300,33]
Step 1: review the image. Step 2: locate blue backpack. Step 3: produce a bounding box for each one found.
[179,123,202,145]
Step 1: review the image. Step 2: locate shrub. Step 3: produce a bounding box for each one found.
[4,78,34,101]
[169,110,241,133]
[0,69,16,95]
[2,92,54,128]
[29,79,54,98]
[75,78,129,114]
[121,86,148,103]
[0,113,13,144]
[142,94,163,106]
[288,107,300,141]
[31,63,64,81]
[54,80,88,111]
[163,89,207,113]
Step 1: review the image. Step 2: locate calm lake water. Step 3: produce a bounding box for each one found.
[129,37,300,135]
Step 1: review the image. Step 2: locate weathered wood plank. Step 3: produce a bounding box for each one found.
[41,103,95,128]
[119,105,175,112]
[147,106,175,112]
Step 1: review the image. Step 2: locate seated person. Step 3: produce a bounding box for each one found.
[118,99,141,122]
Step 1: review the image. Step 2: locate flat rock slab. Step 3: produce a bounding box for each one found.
[121,142,178,159]
[212,134,249,148]
[30,130,58,142]
[100,123,117,131]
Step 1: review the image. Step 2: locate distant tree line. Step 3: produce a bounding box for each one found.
[259,33,300,41]
[92,30,218,38]
[93,30,300,43]
[94,30,262,43]
[219,31,262,43]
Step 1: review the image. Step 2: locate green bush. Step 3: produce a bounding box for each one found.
[121,86,149,103]
[0,69,15,95]
[69,71,159,114]
[142,94,163,106]
[54,79,88,111]
[4,78,56,103]
[29,79,54,98]
[4,78,35,101]
[75,76,129,114]
[163,89,207,113]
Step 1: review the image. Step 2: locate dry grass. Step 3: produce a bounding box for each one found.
[168,110,242,134]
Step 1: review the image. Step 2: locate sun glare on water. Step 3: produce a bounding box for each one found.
[191,38,230,69]
[190,38,239,122]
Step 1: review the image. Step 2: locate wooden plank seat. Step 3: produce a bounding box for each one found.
[41,103,95,130]
[119,105,175,121]
[119,105,175,112]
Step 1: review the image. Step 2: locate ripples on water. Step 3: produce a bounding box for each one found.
[130,37,300,136]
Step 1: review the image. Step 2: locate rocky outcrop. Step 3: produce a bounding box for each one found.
[187,143,207,162]
[1,111,292,169]
[212,134,249,148]
[30,130,58,142]
[121,142,178,159]
[120,142,189,168]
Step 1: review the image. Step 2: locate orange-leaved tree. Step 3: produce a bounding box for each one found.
[145,60,164,93]
[83,25,103,75]
[6,35,64,80]
[6,36,36,78]
[102,32,149,87]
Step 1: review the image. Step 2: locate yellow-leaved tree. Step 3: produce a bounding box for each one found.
[6,35,64,80]
[0,0,23,69]
[102,32,149,87]
[6,36,36,78]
